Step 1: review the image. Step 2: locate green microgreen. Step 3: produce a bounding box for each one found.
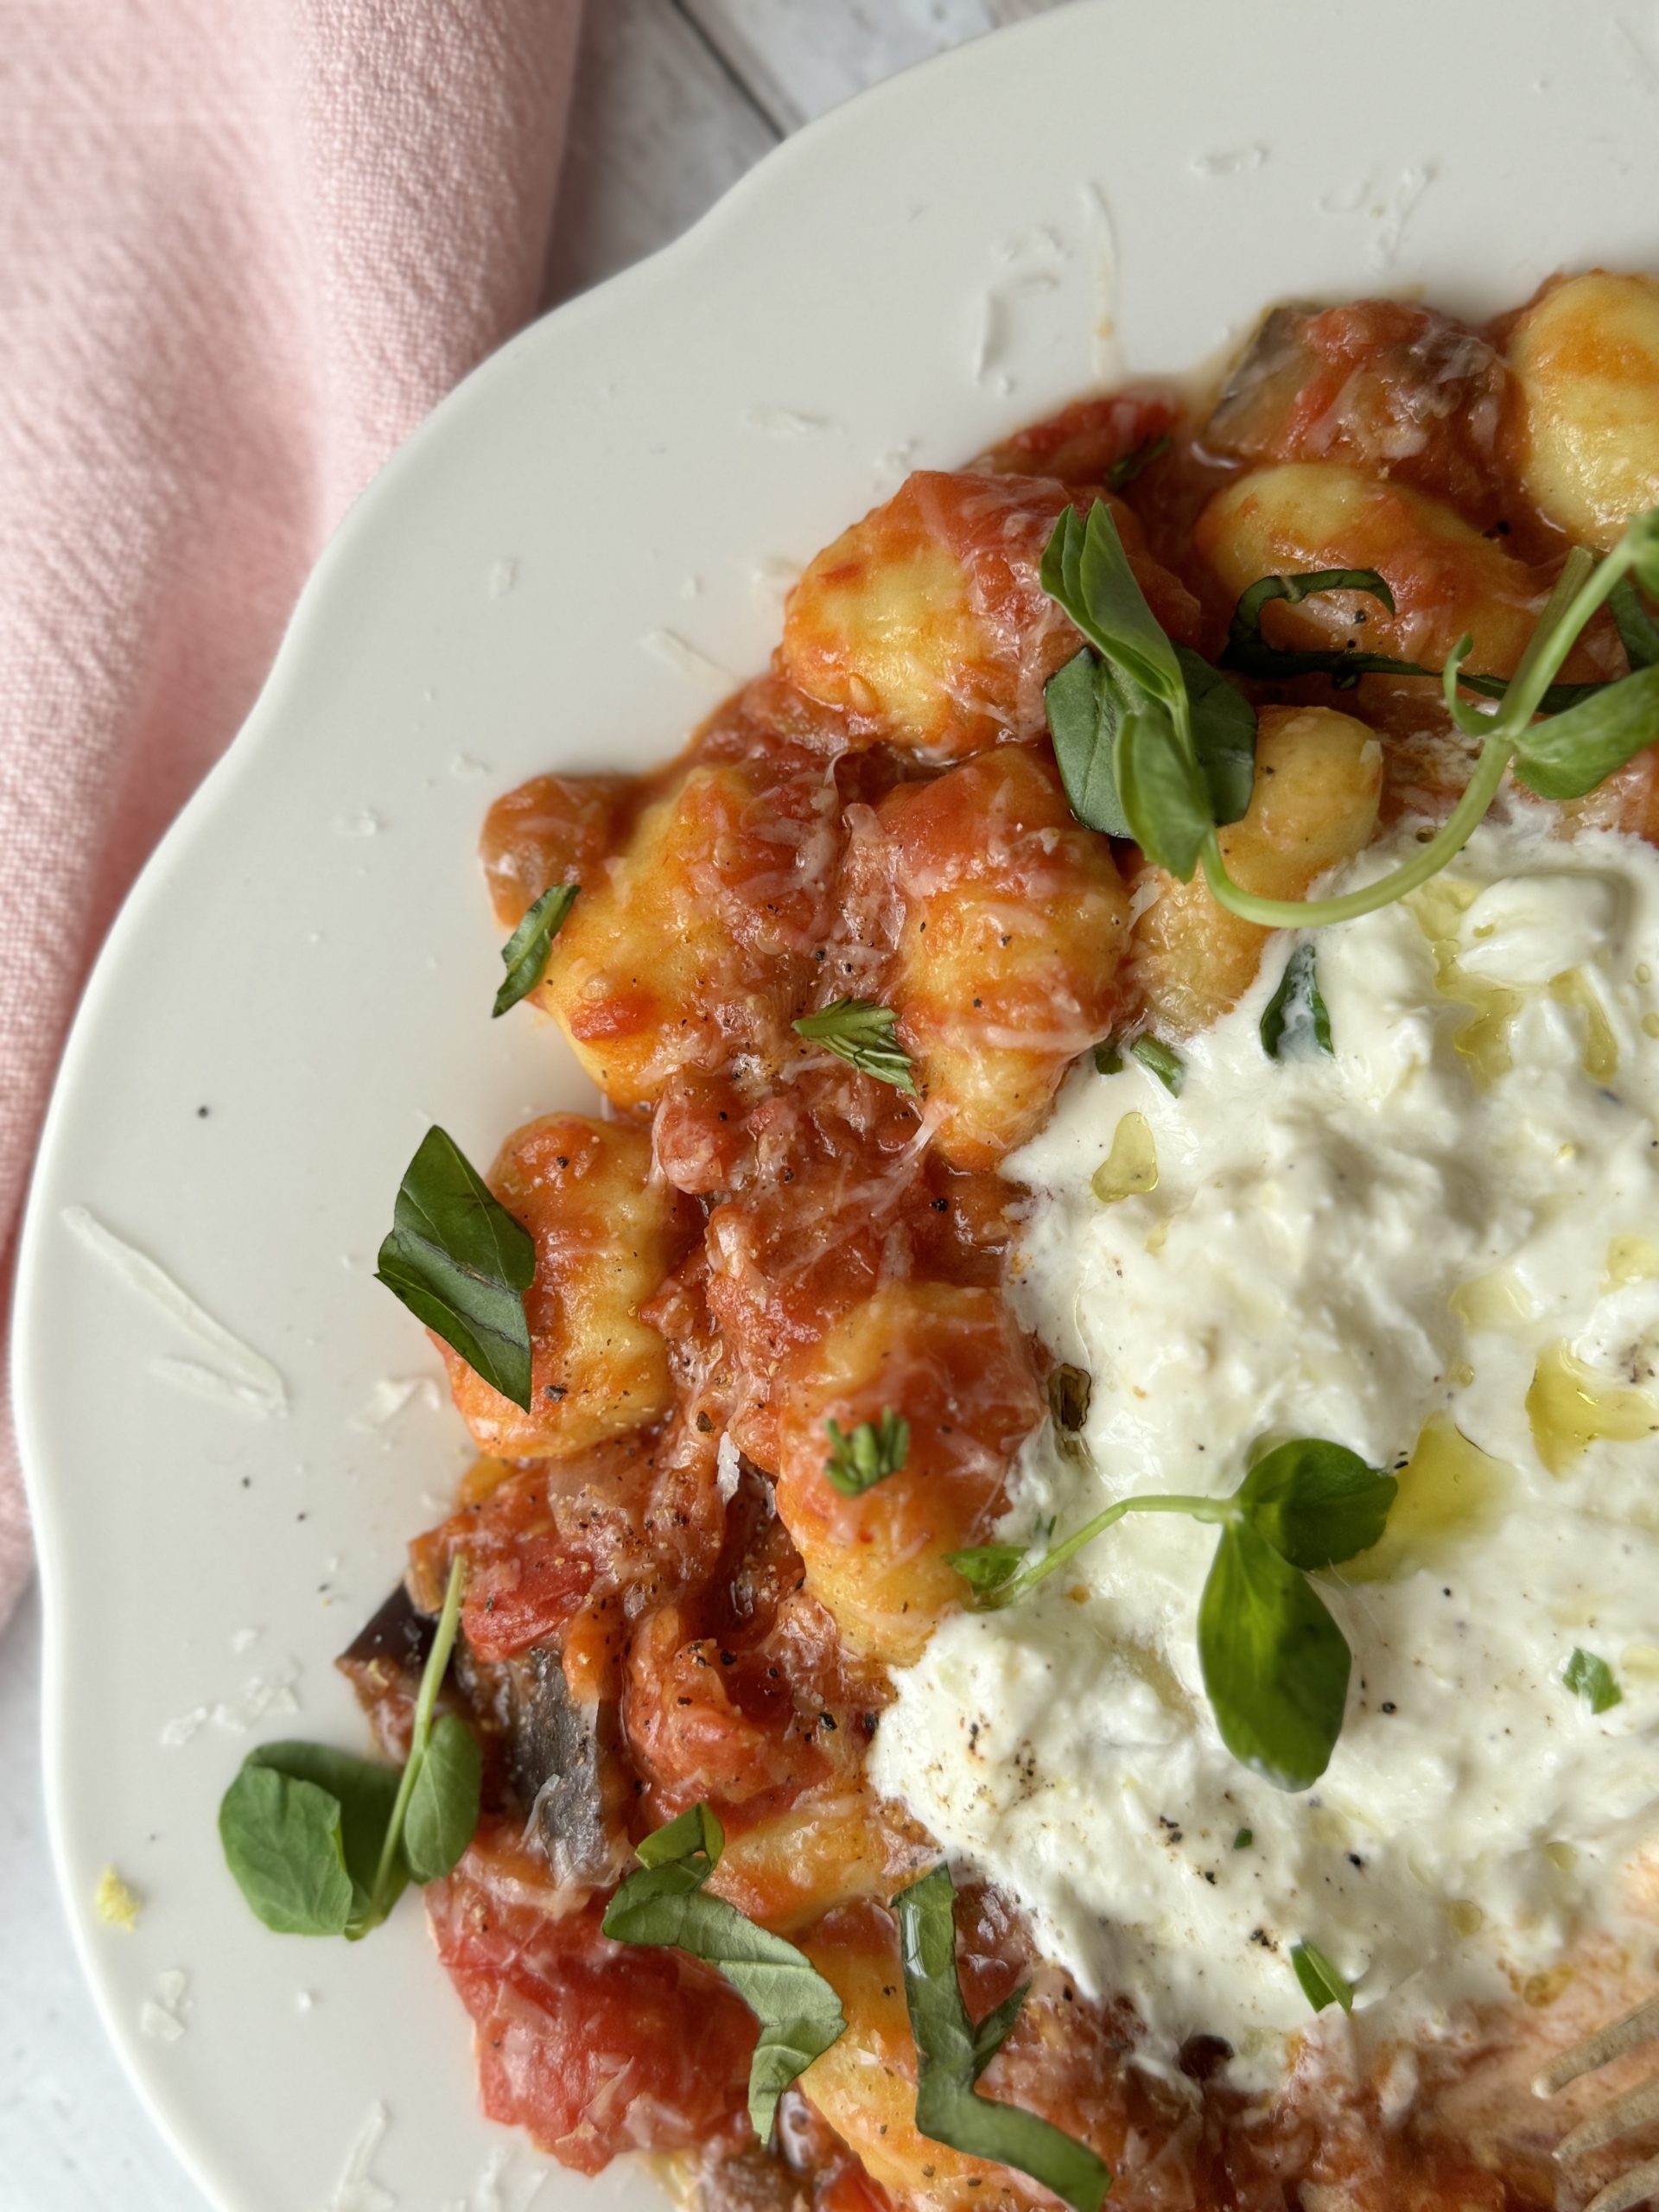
[1224,566,1603,713]
[375,1126,536,1410]
[792,997,918,1094]
[1564,1646,1623,1715]
[1290,1939,1355,2014]
[493,883,577,1017]
[823,1411,910,1497]
[601,1803,847,2140]
[893,1865,1109,2212]
[219,1556,477,1939]
[1038,501,1659,935]
[948,1440,1395,1791]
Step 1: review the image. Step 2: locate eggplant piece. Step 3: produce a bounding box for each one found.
[457,1638,627,1887]
[337,1582,435,1701]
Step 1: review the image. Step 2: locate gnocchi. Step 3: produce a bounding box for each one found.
[1509,270,1659,551]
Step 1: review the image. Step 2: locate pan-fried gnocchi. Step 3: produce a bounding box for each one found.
[349,271,1659,2212]
[1509,271,1659,550]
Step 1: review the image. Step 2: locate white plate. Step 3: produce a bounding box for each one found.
[16,3,1657,2206]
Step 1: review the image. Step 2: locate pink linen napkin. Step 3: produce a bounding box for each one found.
[0,0,583,1630]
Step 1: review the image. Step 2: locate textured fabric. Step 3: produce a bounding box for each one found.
[0,0,583,1628]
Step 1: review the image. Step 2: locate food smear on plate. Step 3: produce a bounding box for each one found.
[226,271,1659,2209]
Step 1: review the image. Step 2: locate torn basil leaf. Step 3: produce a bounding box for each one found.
[895,1865,1110,2212]
[375,1126,536,1410]
[493,883,577,1018]
[639,1801,724,1871]
[1290,1939,1355,2015]
[1041,500,1185,709]
[1044,648,1132,837]
[601,1804,847,2139]
[1261,944,1334,1060]
[1223,567,1602,710]
[1223,569,1406,689]
[1564,1646,1623,1715]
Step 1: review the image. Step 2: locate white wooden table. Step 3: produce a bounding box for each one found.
[0,6,1058,2208]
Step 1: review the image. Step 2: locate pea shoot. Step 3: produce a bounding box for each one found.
[1041,498,1659,931]
[219,1555,480,1938]
[949,1439,1396,1791]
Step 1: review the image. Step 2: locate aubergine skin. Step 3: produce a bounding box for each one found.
[456,1637,627,1886]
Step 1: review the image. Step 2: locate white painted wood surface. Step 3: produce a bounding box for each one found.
[0,6,1063,2208]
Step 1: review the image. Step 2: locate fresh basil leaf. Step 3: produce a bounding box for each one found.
[1564,1646,1623,1715]
[1178,647,1257,826]
[493,883,577,1018]
[1198,1522,1351,1791]
[1510,664,1659,802]
[895,1866,1109,2212]
[401,1712,482,1884]
[375,1127,535,1411]
[639,1801,725,1872]
[1290,1940,1354,2014]
[946,1542,1027,1596]
[1223,568,1603,711]
[1041,502,1184,707]
[602,1808,846,2140]
[1105,434,1171,493]
[1044,649,1132,837]
[1223,569,1408,688]
[1237,1440,1396,1571]
[1116,697,1215,879]
[219,1765,355,1937]
[1129,1035,1185,1095]
[971,1981,1032,2075]
[1261,944,1333,1060]
[792,999,918,1094]
[823,1411,910,1497]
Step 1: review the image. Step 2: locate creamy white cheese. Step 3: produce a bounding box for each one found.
[872,812,1659,2083]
